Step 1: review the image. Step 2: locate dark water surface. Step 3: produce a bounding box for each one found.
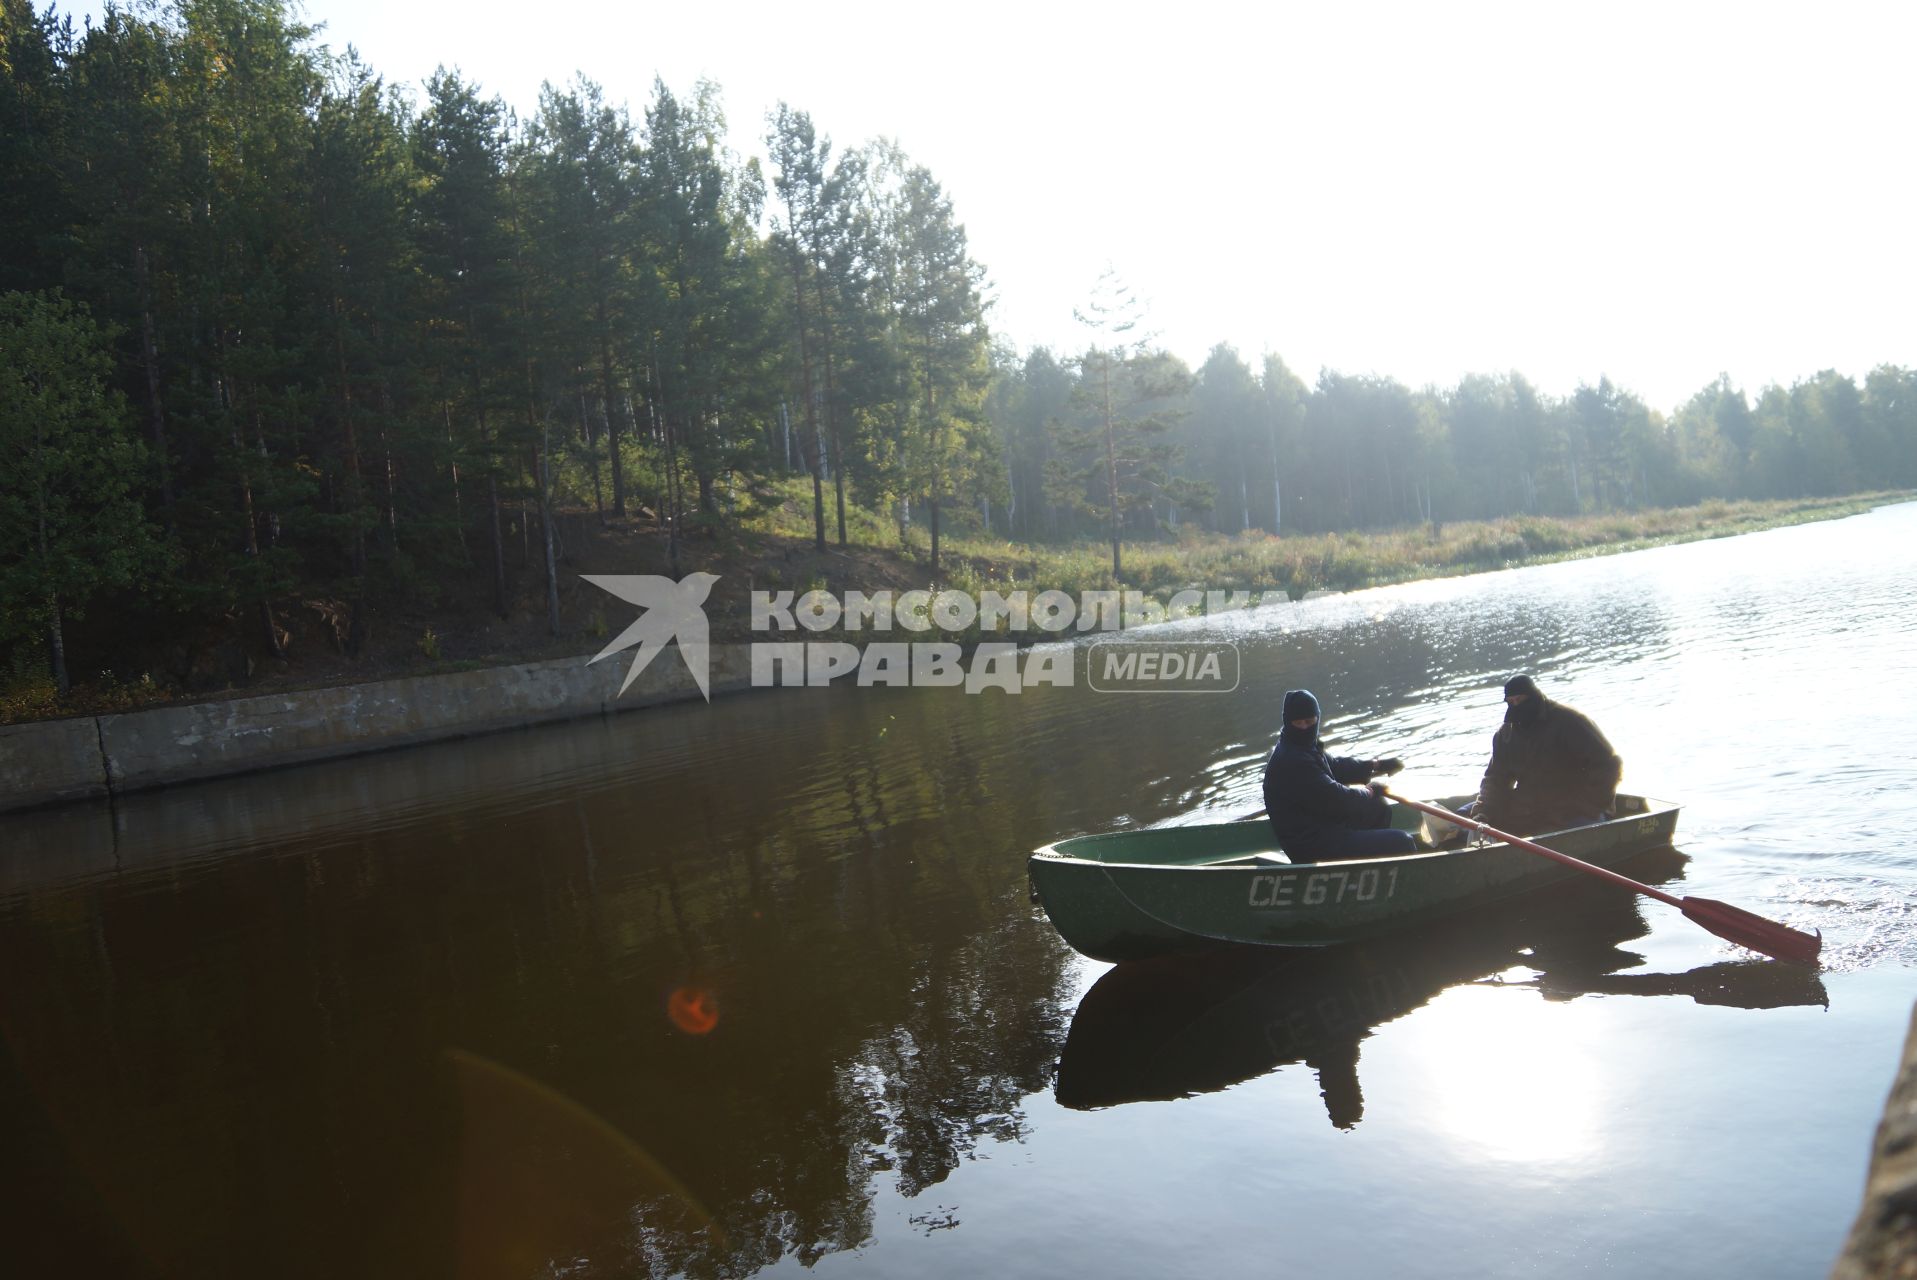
[5,503,1917,1278]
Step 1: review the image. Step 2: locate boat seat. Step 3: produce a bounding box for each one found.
[1418,825,1471,851]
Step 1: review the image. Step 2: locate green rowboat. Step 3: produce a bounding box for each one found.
[1029,794,1681,963]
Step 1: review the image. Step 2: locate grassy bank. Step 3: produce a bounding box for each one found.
[927,493,1903,605]
[3,490,1904,725]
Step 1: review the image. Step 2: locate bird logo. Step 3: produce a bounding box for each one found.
[582,573,720,701]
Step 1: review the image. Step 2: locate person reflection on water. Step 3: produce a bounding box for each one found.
[1262,689,1415,863]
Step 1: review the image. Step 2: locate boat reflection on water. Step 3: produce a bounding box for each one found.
[1053,847,1828,1128]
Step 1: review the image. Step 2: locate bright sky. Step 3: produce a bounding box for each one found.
[57,0,1917,411]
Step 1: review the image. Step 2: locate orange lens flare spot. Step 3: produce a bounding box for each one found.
[667,987,719,1035]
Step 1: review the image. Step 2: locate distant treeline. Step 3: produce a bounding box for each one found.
[1017,355,1917,542]
[3,0,1914,691]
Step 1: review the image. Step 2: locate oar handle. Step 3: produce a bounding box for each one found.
[1383,789,1684,910]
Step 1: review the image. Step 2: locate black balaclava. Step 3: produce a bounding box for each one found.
[1281,688,1322,748]
[1503,674,1544,725]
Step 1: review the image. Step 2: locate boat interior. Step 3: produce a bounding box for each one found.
[1042,794,1660,868]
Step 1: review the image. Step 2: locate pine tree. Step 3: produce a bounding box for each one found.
[0,0,79,294]
[308,50,422,652]
[886,162,990,576]
[415,69,520,617]
[523,77,638,522]
[638,79,775,568]
[0,291,156,693]
[1050,269,1201,577]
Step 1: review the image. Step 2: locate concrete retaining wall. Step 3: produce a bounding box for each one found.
[0,645,757,814]
[0,716,109,809]
[1832,1002,1917,1278]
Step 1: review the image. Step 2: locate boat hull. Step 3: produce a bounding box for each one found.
[1028,796,1680,963]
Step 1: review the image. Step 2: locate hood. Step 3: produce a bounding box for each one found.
[1503,674,1544,725]
[1280,688,1321,748]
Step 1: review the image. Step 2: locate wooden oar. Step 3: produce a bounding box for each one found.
[1382,790,1823,965]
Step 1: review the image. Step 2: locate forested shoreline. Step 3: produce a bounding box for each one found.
[4,0,1915,714]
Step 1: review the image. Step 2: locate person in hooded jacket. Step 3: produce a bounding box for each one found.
[1262,689,1415,863]
[1475,674,1621,834]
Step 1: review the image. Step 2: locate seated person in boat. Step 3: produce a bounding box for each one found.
[1473,674,1621,835]
[1263,689,1413,862]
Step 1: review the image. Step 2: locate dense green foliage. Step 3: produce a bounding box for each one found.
[0,289,155,691]
[2,0,1914,689]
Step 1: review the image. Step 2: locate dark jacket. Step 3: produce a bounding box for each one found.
[1478,695,1621,832]
[1263,690,1392,855]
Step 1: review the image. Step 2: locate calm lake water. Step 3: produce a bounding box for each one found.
[5,503,1917,1278]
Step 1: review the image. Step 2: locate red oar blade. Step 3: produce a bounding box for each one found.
[1681,897,1823,965]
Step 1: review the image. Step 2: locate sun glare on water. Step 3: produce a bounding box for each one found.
[1394,980,1610,1167]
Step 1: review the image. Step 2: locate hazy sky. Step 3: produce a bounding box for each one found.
[56,0,1917,411]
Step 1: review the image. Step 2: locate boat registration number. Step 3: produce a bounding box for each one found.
[1248,866,1401,909]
